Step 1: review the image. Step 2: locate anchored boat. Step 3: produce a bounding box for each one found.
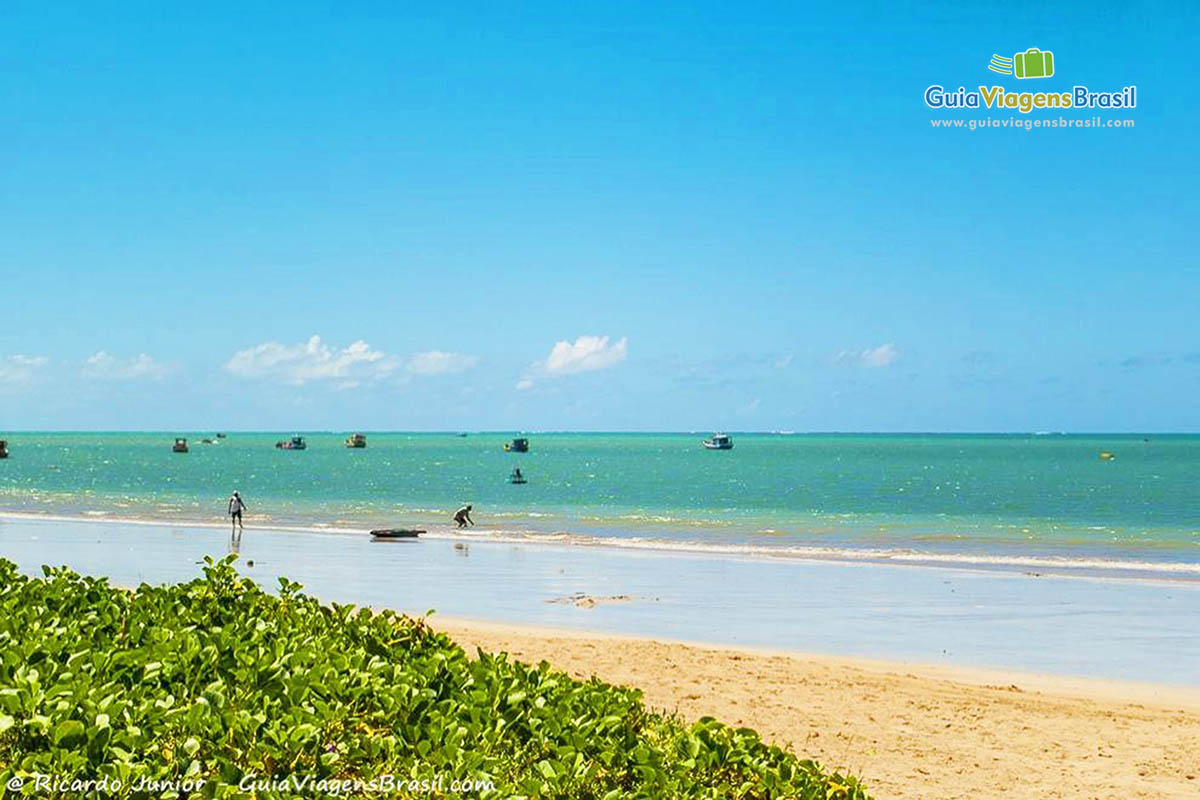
[276,436,307,450]
[504,437,530,453]
[172,437,189,453]
[345,433,367,448]
[0,440,8,459]
[702,433,733,450]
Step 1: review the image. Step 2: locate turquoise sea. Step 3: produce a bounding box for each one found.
[0,432,1196,575]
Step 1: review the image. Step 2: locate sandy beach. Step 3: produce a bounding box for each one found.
[438,618,1200,799]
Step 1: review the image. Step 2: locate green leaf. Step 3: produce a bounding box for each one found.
[0,556,866,799]
[52,719,86,748]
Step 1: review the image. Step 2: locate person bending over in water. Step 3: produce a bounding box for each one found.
[453,504,474,528]
[228,490,247,534]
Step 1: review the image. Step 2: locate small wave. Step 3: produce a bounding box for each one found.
[489,511,557,519]
[581,513,737,528]
[409,525,1200,578]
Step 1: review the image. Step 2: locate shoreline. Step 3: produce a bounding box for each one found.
[3,509,1198,584]
[434,617,1200,799]
[1,515,1198,687]
[433,614,1200,711]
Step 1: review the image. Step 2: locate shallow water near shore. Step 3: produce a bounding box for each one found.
[0,432,1197,576]
[2,516,1197,686]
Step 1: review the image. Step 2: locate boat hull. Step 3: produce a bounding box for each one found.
[370,528,425,539]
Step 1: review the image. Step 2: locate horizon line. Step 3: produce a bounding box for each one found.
[0,430,1191,436]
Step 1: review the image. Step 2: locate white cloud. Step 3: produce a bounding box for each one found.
[0,354,49,385]
[860,343,899,368]
[407,350,479,376]
[82,351,171,380]
[774,354,795,369]
[834,343,899,368]
[545,335,628,374]
[518,335,628,389]
[225,335,400,385]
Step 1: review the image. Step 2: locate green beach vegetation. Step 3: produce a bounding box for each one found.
[0,556,868,798]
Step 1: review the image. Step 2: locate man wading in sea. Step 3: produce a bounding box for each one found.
[453,504,474,528]
[228,491,247,535]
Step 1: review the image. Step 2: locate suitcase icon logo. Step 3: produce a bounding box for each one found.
[987,48,1055,79]
[1014,48,1054,78]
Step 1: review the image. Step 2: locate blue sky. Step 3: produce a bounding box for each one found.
[1,1,1196,431]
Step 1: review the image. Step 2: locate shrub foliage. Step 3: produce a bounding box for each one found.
[0,557,868,798]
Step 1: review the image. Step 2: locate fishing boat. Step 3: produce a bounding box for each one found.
[504,437,530,453]
[0,440,8,459]
[702,433,733,450]
[172,437,189,453]
[509,467,527,484]
[276,435,307,450]
[216,433,227,439]
[344,433,367,448]
[370,528,425,540]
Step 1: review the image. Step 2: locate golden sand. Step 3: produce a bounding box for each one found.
[437,617,1200,799]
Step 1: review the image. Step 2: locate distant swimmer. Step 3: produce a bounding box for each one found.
[453,504,474,528]
[228,490,247,534]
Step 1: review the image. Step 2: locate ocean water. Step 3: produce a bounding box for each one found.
[0,432,1196,575]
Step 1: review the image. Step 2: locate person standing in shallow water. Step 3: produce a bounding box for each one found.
[228,491,247,535]
[453,504,474,528]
